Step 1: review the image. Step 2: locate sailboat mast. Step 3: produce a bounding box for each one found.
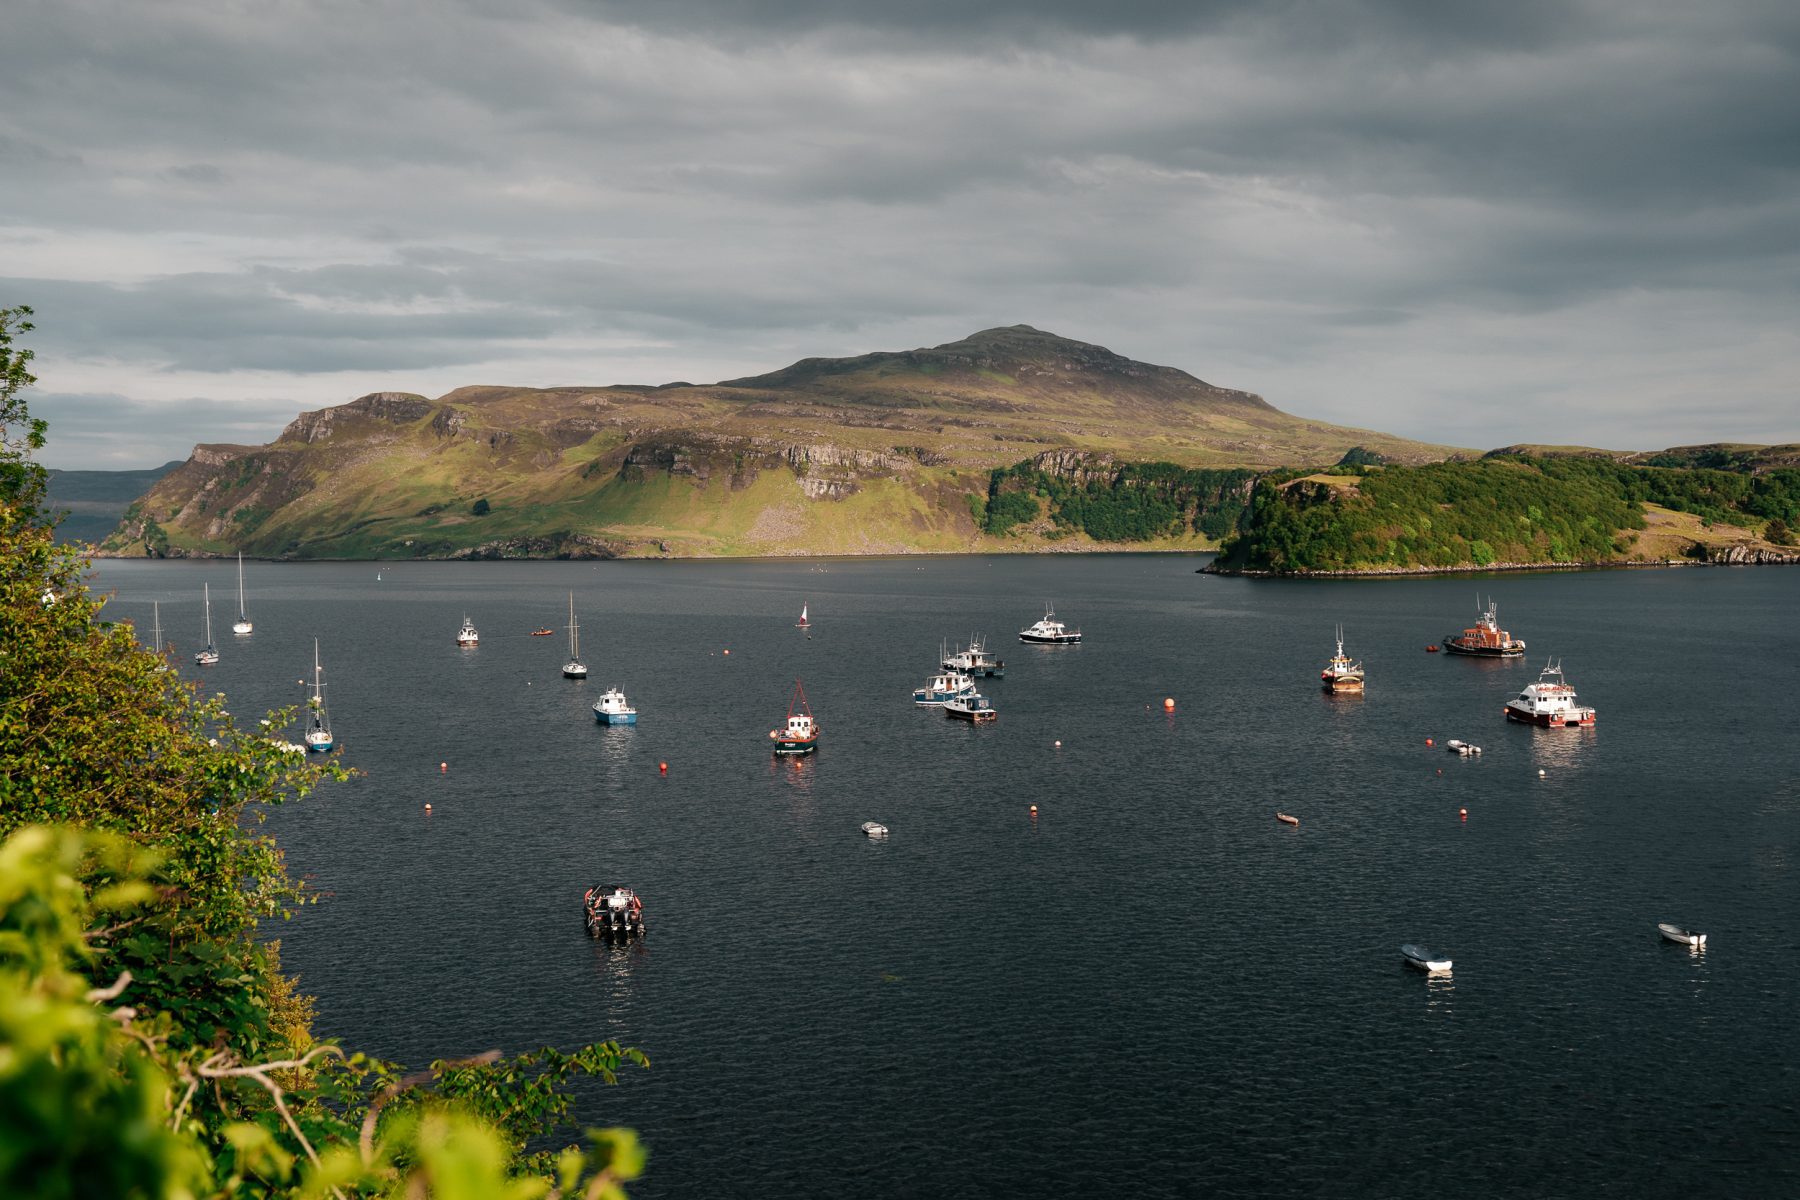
[204,583,213,645]
[568,591,580,660]
[151,601,162,652]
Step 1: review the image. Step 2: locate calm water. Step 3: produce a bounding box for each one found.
[91,555,1800,1198]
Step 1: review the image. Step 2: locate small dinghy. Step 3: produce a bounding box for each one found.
[1445,739,1482,756]
[1276,812,1300,826]
[861,821,888,838]
[1657,923,1706,947]
[1401,944,1452,973]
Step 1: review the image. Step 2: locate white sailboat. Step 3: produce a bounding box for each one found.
[232,551,253,634]
[150,601,163,653]
[304,639,333,752]
[796,602,810,629]
[562,592,588,679]
[195,585,219,665]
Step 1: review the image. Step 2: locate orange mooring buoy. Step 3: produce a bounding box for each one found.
[1460,808,1468,820]
[1425,738,1434,747]
[1030,804,1038,815]
[424,803,433,812]
[659,761,668,774]
[439,761,447,773]
[1163,697,1175,711]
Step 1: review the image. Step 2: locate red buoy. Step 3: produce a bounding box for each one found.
[1163,697,1175,711]
[1460,808,1468,820]
[659,761,668,774]
[1425,738,1434,747]
[439,761,447,773]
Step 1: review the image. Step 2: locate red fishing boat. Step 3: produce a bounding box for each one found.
[1442,598,1526,657]
[769,679,820,755]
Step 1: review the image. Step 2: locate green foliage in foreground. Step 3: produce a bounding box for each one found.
[0,309,648,1198]
[983,458,1256,541]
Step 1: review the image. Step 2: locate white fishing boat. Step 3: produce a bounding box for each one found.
[456,616,479,647]
[1019,604,1081,644]
[303,638,333,752]
[942,692,997,722]
[913,670,976,706]
[592,686,637,725]
[1401,944,1453,973]
[861,821,889,838]
[942,635,1004,677]
[1505,660,1597,727]
[194,584,219,665]
[796,602,810,629]
[231,551,253,634]
[1657,923,1706,947]
[562,592,588,679]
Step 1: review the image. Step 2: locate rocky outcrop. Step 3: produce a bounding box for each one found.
[1686,543,1800,565]
[449,533,624,560]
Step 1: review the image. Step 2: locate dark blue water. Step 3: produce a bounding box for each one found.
[91,556,1800,1198]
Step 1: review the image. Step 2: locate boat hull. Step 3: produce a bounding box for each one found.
[1504,704,1595,727]
[1442,637,1524,657]
[1019,632,1080,644]
[772,738,817,755]
[305,738,334,753]
[1322,676,1364,692]
[563,665,589,679]
[594,711,637,725]
[943,705,996,722]
[1657,924,1705,946]
[1400,944,1452,972]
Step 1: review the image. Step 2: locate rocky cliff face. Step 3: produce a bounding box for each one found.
[1688,543,1800,565]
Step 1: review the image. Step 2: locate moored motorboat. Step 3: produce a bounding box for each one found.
[913,670,976,706]
[456,616,479,646]
[593,686,638,725]
[583,885,645,939]
[770,679,819,754]
[1445,739,1482,756]
[1401,944,1453,972]
[531,627,554,636]
[1320,625,1364,692]
[1443,597,1526,657]
[942,692,997,722]
[861,821,888,838]
[1505,660,1596,727]
[1657,923,1706,947]
[1276,812,1300,826]
[942,636,1005,677]
[1019,605,1081,645]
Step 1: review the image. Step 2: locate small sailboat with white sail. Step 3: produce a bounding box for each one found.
[232,551,253,634]
[562,592,588,679]
[796,601,810,629]
[194,584,220,665]
[303,639,333,752]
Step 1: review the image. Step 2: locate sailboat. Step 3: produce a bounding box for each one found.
[562,592,588,679]
[303,639,334,752]
[150,601,163,653]
[232,551,253,634]
[796,602,810,629]
[194,585,219,665]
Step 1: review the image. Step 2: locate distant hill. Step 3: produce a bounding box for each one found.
[95,326,1461,560]
[46,462,183,545]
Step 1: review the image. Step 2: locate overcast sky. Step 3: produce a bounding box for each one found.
[6,0,1797,468]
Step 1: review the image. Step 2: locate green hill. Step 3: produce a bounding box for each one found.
[97,327,1459,560]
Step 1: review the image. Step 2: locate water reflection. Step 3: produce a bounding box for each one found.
[1425,971,1455,1017]
[1527,727,1599,771]
[585,937,648,1037]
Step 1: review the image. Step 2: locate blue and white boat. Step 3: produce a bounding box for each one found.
[913,670,975,706]
[593,686,638,725]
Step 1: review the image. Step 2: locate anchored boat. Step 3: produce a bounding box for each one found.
[1401,944,1453,973]
[194,584,219,666]
[861,821,889,838]
[583,885,645,939]
[942,635,1004,677]
[796,602,810,629]
[456,616,479,647]
[913,670,976,706]
[1505,660,1596,727]
[593,686,638,725]
[1657,923,1705,947]
[303,639,333,752]
[1320,625,1364,692]
[1443,597,1526,657]
[232,551,253,635]
[943,691,997,722]
[770,679,819,755]
[562,592,588,679]
[1019,604,1081,644]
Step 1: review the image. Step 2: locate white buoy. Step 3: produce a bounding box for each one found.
[1538,769,1547,777]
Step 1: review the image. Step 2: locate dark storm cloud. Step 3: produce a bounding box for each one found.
[4,0,1797,464]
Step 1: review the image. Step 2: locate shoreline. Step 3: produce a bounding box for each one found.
[1202,553,1798,579]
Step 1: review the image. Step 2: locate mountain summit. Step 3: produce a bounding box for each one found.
[100,326,1453,560]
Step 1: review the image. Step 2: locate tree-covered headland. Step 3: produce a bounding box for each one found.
[0,305,648,1199]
